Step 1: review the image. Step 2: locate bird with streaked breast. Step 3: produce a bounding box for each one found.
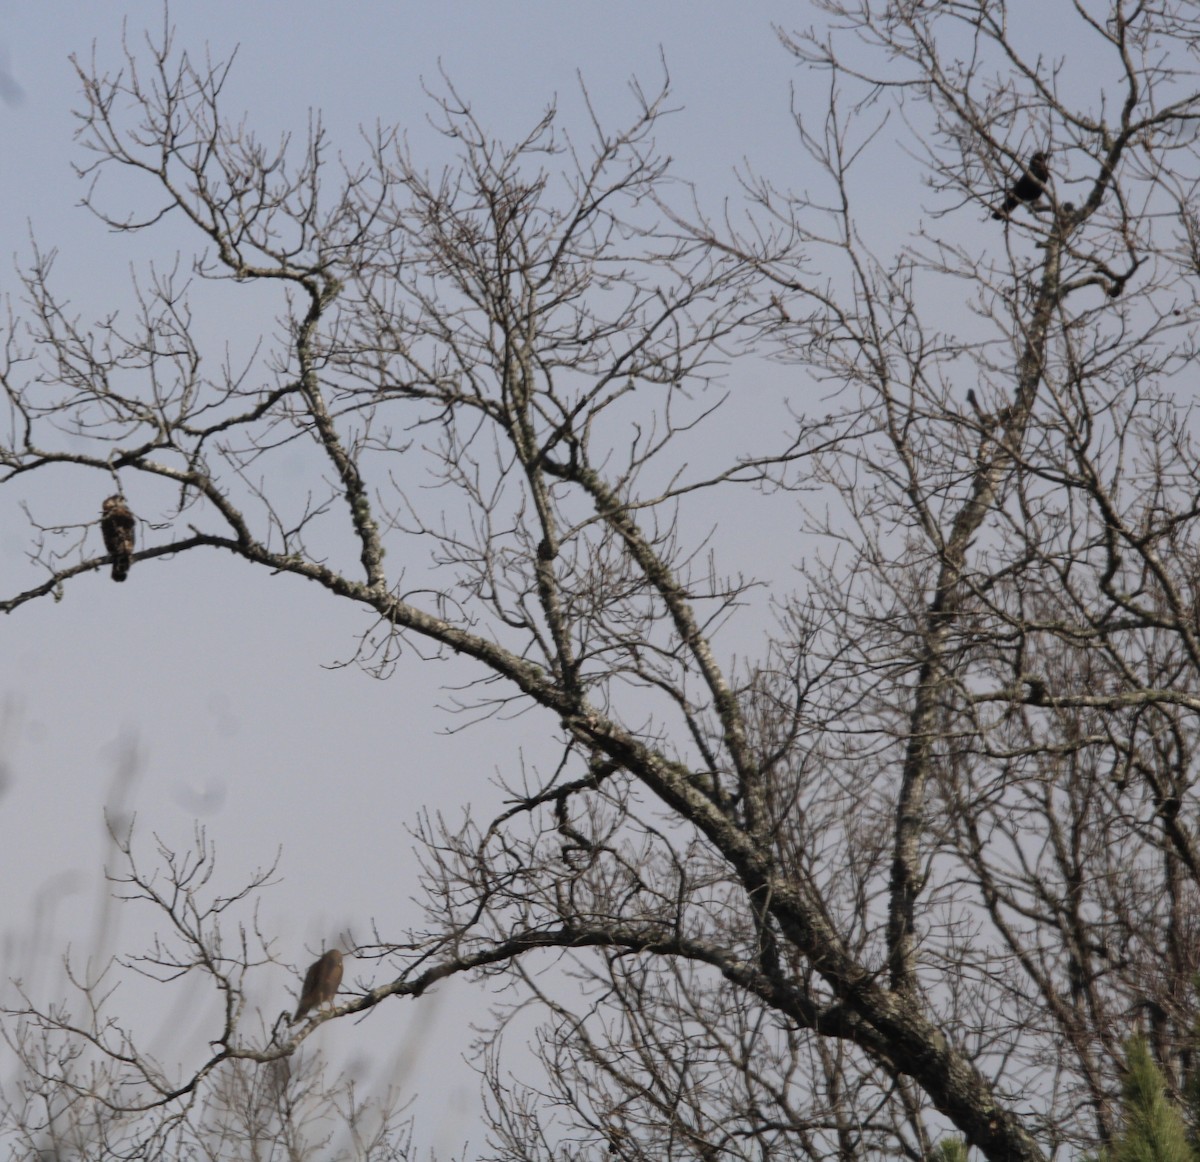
[293,949,344,1022]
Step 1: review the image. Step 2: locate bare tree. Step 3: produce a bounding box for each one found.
[5,3,1200,1159]
[1,823,413,1160]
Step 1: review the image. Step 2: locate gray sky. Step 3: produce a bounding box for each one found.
[0,0,1155,1154]
[0,3,833,1154]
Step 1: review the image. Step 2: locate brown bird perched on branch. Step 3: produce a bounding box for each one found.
[992,151,1050,220]
[99,495,136,582]
[293,949,343,1022]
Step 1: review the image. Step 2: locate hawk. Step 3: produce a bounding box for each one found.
[99,495,136,582]
[992,151,1050,220]
[293,949,344,1022]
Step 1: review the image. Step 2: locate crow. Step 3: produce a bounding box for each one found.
[992,151,1050,220]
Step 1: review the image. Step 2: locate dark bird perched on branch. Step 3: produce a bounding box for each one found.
[293,949,343,1022]
[992,151,1050,220]
[99,495,136,582]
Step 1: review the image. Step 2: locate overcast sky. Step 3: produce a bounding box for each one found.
[0,4,847,1154]
[5,0,1126,1153]
[26,10,1200,1162]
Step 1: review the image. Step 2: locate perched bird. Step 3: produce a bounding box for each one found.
[992,151,1050,220]
[293,949,344,1022]
[99,495,136,582]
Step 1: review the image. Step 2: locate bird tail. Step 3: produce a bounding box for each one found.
[111,556,130,582]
